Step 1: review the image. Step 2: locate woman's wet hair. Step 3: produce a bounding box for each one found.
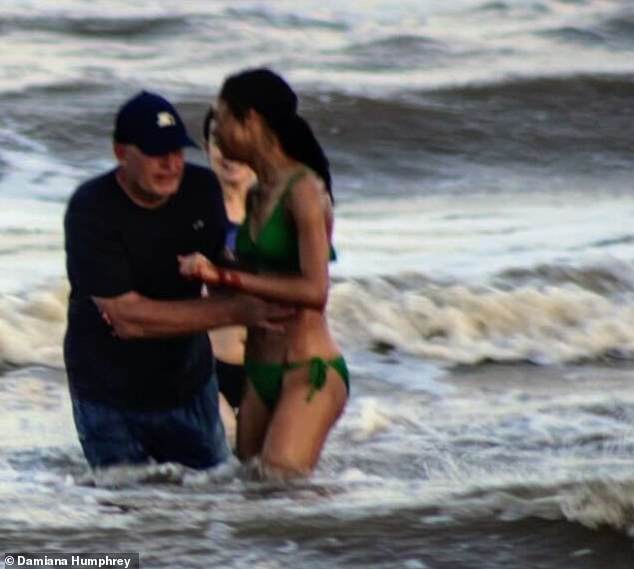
[219,68,333,202]
[202,105,215,143]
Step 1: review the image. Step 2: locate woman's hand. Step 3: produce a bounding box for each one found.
[178,253,219,284]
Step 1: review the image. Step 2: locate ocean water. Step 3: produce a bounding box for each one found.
[1,0,634,567]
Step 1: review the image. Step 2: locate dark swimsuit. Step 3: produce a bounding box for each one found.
[236,169,349,410]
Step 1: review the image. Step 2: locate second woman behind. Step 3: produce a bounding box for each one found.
[180,68,348,479]
[202,106,255,430]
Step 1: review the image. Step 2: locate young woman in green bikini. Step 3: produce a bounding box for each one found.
[179,68,349,479]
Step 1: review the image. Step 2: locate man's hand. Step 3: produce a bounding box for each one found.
[237,294,296,332]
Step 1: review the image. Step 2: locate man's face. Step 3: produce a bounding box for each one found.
[117,144,185,205]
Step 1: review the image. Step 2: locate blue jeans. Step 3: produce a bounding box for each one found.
[71,377,229,469]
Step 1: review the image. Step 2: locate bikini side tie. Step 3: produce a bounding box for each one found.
[306,357,328,402]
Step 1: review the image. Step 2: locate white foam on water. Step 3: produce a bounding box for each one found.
[0,282,68,368]
[561,479,634,536]
[0,482,135,531]
[1,360,633,552]
[290,455,634,536]
[0,368,76,450]
[330,275,634,365]
[301,357,634,534]
[349,397,392,440]
[332,194,634,281]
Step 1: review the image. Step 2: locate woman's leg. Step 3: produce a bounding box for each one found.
[260,366,348,478]
[236,380,272,461]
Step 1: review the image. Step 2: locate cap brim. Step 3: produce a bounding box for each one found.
[137,134,199,156]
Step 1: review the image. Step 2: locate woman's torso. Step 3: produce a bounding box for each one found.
[236,169,339,363]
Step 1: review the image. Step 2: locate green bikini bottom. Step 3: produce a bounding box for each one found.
[245,355,350,411]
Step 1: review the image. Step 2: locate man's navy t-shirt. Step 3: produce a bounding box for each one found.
[64,164,228,410]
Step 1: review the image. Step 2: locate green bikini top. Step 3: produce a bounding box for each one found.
[235,169,336,274]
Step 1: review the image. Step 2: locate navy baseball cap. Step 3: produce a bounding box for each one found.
[113,91,198,156]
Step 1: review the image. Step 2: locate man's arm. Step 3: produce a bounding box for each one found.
[94,290,291,340]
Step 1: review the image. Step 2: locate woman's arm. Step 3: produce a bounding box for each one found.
[179,176,331,310]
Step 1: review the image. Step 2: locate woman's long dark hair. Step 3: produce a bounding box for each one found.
[202,105,215,142]
[219,68,333,202]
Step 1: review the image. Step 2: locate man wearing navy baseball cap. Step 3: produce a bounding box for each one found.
[63,91,292,470]
[114,90,198,156]
[112,91,198,208]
